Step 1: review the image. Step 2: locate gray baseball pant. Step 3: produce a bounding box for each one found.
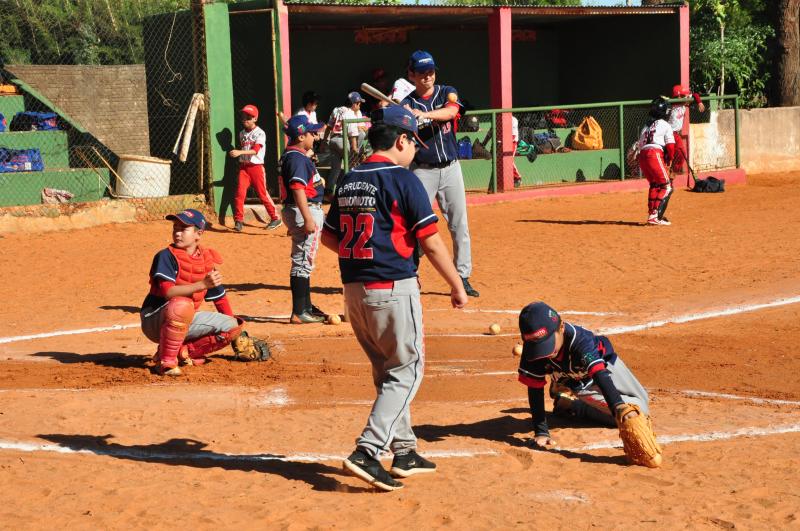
[344,277,425,458]
[282,203,324,278]
[413,161,473,278]
[560,356,650,426]
[140,305,237,344]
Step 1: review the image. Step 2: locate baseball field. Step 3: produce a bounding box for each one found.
[1,172,799,529]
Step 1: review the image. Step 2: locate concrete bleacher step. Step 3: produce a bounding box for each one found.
[0,130,70,168]
[0,95,26,121]
[0,167,110,207]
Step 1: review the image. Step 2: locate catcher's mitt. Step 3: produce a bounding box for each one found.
[616,404,662,468]
[232,331,271,362]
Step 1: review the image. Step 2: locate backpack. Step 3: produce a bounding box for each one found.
[472,138,491,159]
[10,111,60,131]
[457,136,473,159]
[532,130,562,154]
[691,176,725,193]
[570,116,603,150]
[0,113,5,133]
[0,147,44,172]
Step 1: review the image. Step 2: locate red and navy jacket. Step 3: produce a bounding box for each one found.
[518,322,617,389]
[401,85,462,165]
[279,146,324,205]
[322,155,438,283]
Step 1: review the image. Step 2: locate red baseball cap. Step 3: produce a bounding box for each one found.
[241,104,259,119]
[672,85,691,98]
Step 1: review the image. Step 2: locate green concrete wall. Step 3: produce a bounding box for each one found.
[0,96,26,120]
[0,168,109,207]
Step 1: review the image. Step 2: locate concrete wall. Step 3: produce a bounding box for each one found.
[6,65,150,156]
[691,106,800,174]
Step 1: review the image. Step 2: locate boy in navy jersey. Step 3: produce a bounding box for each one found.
[279,115,327,324]
[517,302,657,461]
[321,106,468,491]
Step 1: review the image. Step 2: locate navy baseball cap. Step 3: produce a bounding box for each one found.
[519,302,562,359]
[347,91,366,104]
[285,114,324,140]
[409,50,436,73]
[166,208,208,230]
[370,106,429,149]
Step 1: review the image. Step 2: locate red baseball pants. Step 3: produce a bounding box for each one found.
[233,164,277,222]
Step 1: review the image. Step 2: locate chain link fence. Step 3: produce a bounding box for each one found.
[0,0,208,217]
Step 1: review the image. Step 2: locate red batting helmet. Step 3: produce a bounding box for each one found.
[241,104,259,119]
[672,85,691,98]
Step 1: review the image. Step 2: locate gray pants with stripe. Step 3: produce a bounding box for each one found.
[344,277,425,458]
[282,203,324,278]
[555,356,650,427]
[413,161,473,278]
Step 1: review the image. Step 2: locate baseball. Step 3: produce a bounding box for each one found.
[512,343,523,357]
[489,323,501,335]
[327,314,342,325]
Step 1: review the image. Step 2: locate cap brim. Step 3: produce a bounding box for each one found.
[521,333,556,360]
[308,123,325,132]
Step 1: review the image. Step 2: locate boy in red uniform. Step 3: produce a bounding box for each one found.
[140,209,269,375]
[229,104,282,233]
[668,85,705,175]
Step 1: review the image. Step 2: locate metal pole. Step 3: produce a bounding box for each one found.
[618,103,625,180]
[734,96,741,169]
[491,112,497,193]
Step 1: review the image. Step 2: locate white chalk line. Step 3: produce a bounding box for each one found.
[0,323,139,345]
[598,295,800,336]
[676,389,800,407]
[0,439,497,464]
[3,295,799,346]
[565,423,800,453]
[428,309,622,316]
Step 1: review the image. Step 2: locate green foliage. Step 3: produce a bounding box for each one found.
[689,0,773,107]
[0,0,191,65]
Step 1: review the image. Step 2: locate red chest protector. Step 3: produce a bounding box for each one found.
[168,245,223,309]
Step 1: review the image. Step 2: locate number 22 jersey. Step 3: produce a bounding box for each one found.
[323,155,439,283]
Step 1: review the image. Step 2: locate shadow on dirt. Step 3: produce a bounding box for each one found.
[37,433,369,493]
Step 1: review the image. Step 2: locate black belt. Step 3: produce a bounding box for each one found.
[417,160,453,169]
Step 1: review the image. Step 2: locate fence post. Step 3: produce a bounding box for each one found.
[618,104,625,180]
[734,96,741,169]
[491,112,497,193]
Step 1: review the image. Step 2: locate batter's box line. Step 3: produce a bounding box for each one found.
[669,389,800,407]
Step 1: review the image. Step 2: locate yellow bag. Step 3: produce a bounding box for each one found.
[571,116,603,150]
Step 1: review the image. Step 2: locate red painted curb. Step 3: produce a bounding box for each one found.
[465,168,746,206]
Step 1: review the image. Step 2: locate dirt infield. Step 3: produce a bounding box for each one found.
[1,173,800,529]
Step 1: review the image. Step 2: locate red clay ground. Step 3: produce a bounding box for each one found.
[1,173,800,529]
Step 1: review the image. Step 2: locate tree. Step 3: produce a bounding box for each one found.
[690,0,773,107]
[772,0,800,106]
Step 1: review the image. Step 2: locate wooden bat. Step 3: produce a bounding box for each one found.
[360,83,398,107]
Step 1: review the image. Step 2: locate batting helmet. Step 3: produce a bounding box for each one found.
[672,85,691,98]
[649,97,670,120]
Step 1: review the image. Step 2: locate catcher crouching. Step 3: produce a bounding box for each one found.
[140,209,271,376]
[517,302,662,468]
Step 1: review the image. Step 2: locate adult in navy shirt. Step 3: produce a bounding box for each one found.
[401,50,479,298]
[321,106,468,491]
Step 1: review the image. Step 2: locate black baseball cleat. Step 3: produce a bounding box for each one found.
[343,449,404,491]
[308,304,327,318]
[390,451,437,478]
[461,277,480,297]
[234,221,243,232]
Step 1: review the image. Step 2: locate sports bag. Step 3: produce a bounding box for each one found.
[532,131,562,155]
[691,176,725,193]
[457,136,473,159]
[0,113,5,133]
[0,147,44,172]
[10,111,60,131]
[570,116,603,150]
[546,109,568,128]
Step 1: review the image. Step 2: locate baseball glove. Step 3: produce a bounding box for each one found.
[232,331,271,362]
[615,403,662,468]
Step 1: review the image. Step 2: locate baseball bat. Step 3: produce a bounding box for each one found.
[360,83,398,107]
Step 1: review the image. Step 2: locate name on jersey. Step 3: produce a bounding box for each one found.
[338,195,376,208]
[339,181,378,194]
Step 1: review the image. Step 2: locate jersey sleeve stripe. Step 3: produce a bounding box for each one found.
[153,272,176,283]
[410,213,437,231]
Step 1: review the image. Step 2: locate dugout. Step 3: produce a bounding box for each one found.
[171,1,689,215]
